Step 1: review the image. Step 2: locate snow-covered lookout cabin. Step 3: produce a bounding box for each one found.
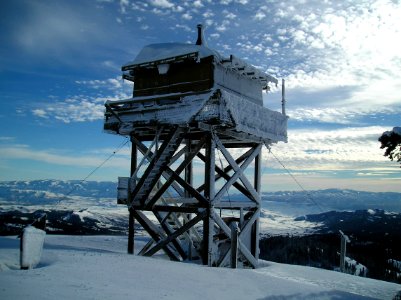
[104,25,287,268]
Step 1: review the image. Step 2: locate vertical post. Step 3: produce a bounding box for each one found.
[281,79,286,116]
[203,133,215,266]
[230,222,239,269]
[254,147,261,195]
[185,138,193,260]
[128,138,137,255]
[339,230,350,273]
[185,139,193,198]
[251,146,262,260]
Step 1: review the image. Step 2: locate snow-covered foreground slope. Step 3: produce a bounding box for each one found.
[1,235,400,300]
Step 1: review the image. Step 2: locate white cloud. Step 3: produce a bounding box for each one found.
[174,24,191,32]
[265,126,393,171]
[32,109,48,119]
[254,11,266,21]
[182,13,192,20]
[264,48,273,56]
[210,33,220,39]
[0,144,130,169]
[223,11,236,19]
[0,137,15,142]
[173,5,184,12]
[205,19,214,26]
[119,0,129,13]
[203,11,214,18]
[193,0,203,8]
[277,0,401,113]
[148,0,174,9]
[33,77,132,123]
[75,77,126,91]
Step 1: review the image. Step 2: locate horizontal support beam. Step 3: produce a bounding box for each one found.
[132,205,201,213]
[214,201,258,209]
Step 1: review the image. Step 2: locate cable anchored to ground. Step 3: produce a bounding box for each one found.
[264,143,325,214]
[55,137,130,206]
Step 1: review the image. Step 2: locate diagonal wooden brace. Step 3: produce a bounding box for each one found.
[145,135,207,209]
[213,143,262,203]
[132,210,180,261]
[144,210,207,257]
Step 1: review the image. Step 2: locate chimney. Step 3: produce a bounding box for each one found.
[195,24,207,46]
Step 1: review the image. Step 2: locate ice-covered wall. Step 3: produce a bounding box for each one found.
[214,64,263,106]
[221,90,288,142]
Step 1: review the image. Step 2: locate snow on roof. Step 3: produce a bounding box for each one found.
[122,43,221,68]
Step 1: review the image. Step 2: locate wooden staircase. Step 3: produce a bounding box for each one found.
[131,126,188,207]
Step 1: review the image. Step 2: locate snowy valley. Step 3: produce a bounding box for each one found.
[1,180,401,299]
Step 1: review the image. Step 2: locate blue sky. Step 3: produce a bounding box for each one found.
[0,0,400,192]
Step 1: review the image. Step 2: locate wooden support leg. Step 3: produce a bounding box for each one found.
[230,222,239,269]
[128,210,134,254]
[252,147,262,260]
[128,138,137,255]
[203,134,216,266]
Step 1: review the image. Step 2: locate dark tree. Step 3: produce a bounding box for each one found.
[379,127,401,166]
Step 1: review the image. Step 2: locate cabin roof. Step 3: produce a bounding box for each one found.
[122,42,278,86]
[122,43,221,70]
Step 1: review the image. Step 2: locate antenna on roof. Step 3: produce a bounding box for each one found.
[196,24,207,46]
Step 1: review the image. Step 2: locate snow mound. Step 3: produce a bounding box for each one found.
[20,226,46,269]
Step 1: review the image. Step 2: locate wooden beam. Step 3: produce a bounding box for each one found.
[154,211,187,260]
[197,148,256,190]
[132,210,180,261]
[197,152,253,199]
[128,139,137,255]
[213,144,261,203]
[138,205,200,213]
[131,135,184,197]
[214,201,257,209]
[211,210,259,268]
[230,222,239,269]
[145,135,207,209]
[131,135,208,205]
[185,138,193,198]
[204,134,215,267]
[144,210,206,257]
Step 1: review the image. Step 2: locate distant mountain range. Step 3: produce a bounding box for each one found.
[1,179,401,237]
[1,180,400,212]
[3,180,400,284]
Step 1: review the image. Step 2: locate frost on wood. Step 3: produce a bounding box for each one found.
[221,90,287,141]
[106,39,287,142]
[103,28,287,268]
[20,226,46,269]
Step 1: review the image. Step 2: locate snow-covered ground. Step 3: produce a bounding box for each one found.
[1,235,400,300]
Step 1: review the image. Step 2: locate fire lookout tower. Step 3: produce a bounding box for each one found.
[104,25,287,268]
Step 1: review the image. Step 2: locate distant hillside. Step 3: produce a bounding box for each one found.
[262,189,401,213]
[1,180,401,212]
[0,180,117,205]
[261,209,401,284]
[2,180,401,284]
